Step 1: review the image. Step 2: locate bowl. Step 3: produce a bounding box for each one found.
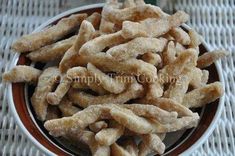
[7,3,225,156]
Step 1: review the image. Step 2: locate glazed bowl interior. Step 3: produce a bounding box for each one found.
[8,4,224,156]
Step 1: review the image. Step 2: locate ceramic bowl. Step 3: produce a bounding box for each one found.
[7,3,225,156]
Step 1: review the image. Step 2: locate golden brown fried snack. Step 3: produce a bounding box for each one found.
[175,42,186,55]
[99,0,120,34]
[158,48,197,83]
[136,98,194,117]
[67,66,108,95]
[47,75,72,105]
[120,104,178,124]
[164,66,206,103]
[121,11,189,39]
[99,18,116,34]
[26,35,76,62]
[86,12,102,30]
[102,4,166,24]
[188,29,202,48]
[197,50,228,68]
[110,106,153,134]
[12,13,87,52]
[92,31,102,39]
[169,27,191,45]
[162,41,176,65]
[31,67,60,121]
[59,20,95,72]
[44,105,111,136]
[67,66,89,88]
[95,121,124,146]
[163,66,204,103]
[140,52,162,67]
[186,67,202,88]
[44,103,196,137]
[58,97,80,117]
[68,81,144,108]
[87,63,126,94]
[201,70,209,85]
[89,121,108,133]
[3,65,41,83]
[138,134,165,156]
[146,82,163,99]
[164,73,190,103]
[182,82,224,108]
[111,143,132,156]
[80,53,157,80]
[107,37,167,61]
[79,31,127,56]
[110,105,199,134]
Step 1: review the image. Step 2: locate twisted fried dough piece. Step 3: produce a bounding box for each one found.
[12,13,87,52]
[3,65,41,83]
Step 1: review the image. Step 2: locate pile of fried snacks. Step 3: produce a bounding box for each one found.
[3,0,228,155]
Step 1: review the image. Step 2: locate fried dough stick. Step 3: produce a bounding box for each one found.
[3,65,41,83]
[79,31,127,56]
[31,67,60,121]
[122,11,189,39]
[27,35,76,62]
[44,104,178,136]
[136,98,194,117]
[77,53,157,80]
[44,105,111,136]
[145,82,164,99]
[95,121,124,146]
[197,50,228,68]
[99,18,116,34]
[67,66,108,95]
[188,29,202,48]
[162,41,176,65]
[163,69,191,103]
[102,3,166,24]
[169,27,191,45]
[110,105,199,134]
[87,63,126,94]
[99,0,119,34]
[182,82,224,108]
[68,81,144,108]
[140,52,162,66]
[120,104,178,124]
[12,13,87,52]
[47,75,72,105]
[27,13,101,62]
[138,134,165,156]
[158,48,197,83]
[59,20,95,72]
[107,37,167,61]
[86,12,102,30]
[89,121,108,133]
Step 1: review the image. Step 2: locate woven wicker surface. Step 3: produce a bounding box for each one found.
[0,0,234,155]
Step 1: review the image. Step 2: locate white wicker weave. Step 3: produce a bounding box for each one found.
[0,0,234,155]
